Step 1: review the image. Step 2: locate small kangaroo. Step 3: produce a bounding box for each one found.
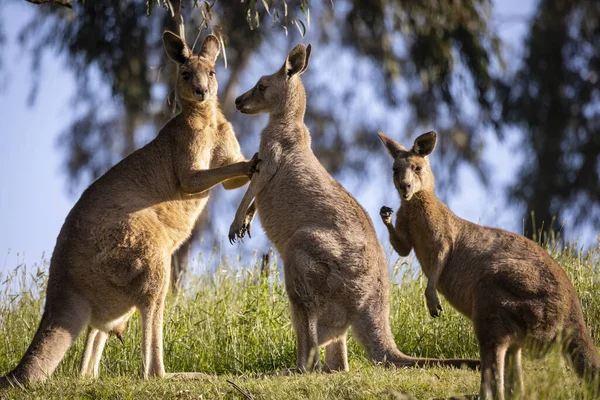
[228,44,478,373]
[378,130,600,399]
[0,31,258,387]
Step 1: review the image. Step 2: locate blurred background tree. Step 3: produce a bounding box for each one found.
[496,0,600,240]
[7,0,600,287]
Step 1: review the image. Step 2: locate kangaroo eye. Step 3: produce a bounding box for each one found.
[258,84,267,92]
[182,71,191,81]
[415,166,423,172]
[209,70,216,77]
[392,167,398,175]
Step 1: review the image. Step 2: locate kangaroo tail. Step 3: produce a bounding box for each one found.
[563,303,600,383]
[387,353,480,370]
[352,304,479,371]
[0,288,90,388]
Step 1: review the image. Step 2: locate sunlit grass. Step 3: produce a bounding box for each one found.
[0,243,599,399]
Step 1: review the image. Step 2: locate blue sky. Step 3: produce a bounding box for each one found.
[0,0,539,274]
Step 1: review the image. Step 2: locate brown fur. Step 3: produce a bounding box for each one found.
[0,31,257,387]
[228,44,479,373]
[379,130,600,399]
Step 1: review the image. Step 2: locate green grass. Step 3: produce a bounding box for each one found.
[1,242,599,399]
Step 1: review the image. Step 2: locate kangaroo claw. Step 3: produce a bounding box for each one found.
[229,221,252,244]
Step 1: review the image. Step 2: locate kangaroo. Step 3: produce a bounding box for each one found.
[0,31,258,388]
[378,130,600,399]
[228,43,479,374]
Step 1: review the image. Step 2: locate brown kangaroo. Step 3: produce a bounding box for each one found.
[0,31,258,387]
[228,43,479,373]
[378,130,600,399]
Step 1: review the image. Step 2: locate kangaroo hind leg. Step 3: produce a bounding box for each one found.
[480,340,509,400]
[291,303,320,373]
[504,346,523,399]
[79,328,108,378]
[324,334,349,373]
[138,262,169,379]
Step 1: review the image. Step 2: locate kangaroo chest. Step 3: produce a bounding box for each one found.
[406,212,437,277]
[403,197,475,317]
[156,128,218,249]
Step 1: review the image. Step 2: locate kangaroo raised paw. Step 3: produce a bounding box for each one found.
[240,213,253,239]
[426,293,443,318]
[246,152,261,179]
[380,206,394,225]
[229,220,250,244]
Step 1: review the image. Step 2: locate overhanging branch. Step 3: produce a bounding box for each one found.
[25,0,72,9]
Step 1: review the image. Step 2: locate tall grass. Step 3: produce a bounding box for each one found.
[0,243,599,399]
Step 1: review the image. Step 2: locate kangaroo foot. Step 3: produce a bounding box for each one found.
[165,372,215,380]
[258,367,305,378]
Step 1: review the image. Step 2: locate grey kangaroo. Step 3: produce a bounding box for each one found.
[228,43,479,373]
[379,130,600,399]
[0,31,258,387]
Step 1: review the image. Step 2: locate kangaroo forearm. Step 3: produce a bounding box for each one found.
[386,225,412,256]
[428,246,449,284]
[222,175,250,190]
[233,184,258,223]
[245,200,257,221]
[180,162,247,194]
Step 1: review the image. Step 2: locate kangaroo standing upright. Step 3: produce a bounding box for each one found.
[0,32,258,388]
[229,44,478,373]
[378,130,600,399]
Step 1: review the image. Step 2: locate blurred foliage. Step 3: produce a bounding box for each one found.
[14,0,499,189]
[496,0,600,236]
[5,0,599,250]
[8,0,506,285]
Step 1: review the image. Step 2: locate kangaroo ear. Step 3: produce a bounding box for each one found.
[199,34,220,63]
[412,131,437,157]
[378,131,407,158]
[163,31,191,64]
[284,44,308,77]
[299,44,311,75]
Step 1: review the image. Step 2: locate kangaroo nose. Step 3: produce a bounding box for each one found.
[235,96,242,106]
[194,87,207,98]
[399,183,411,191]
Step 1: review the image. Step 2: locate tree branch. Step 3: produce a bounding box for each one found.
[166,0,185,115]
[25,0,72,9]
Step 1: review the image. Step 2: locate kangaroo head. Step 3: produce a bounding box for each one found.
[378,131,437,201]
[163,31,220,105]
[235,43,312,116]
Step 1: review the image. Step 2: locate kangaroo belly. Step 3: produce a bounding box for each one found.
[152,194,209,251]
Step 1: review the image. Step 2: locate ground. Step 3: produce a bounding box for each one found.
[0,244,598,399]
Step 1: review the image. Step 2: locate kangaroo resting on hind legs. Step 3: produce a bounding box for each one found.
[0,31,259,388]
[378,130,600,400]
[228,43,479,374]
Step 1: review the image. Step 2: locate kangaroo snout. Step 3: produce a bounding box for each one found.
[397,181,413,199]
[234,95,243,110]
[194,86,207,100]
[399,182,411,191]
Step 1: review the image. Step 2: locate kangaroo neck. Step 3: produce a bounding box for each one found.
[271,98,306,124]
[178,100,218,130]
[263,113,311,151]
[402,189,449,234]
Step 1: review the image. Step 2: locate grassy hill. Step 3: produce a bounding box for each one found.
[1,243,599,399]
